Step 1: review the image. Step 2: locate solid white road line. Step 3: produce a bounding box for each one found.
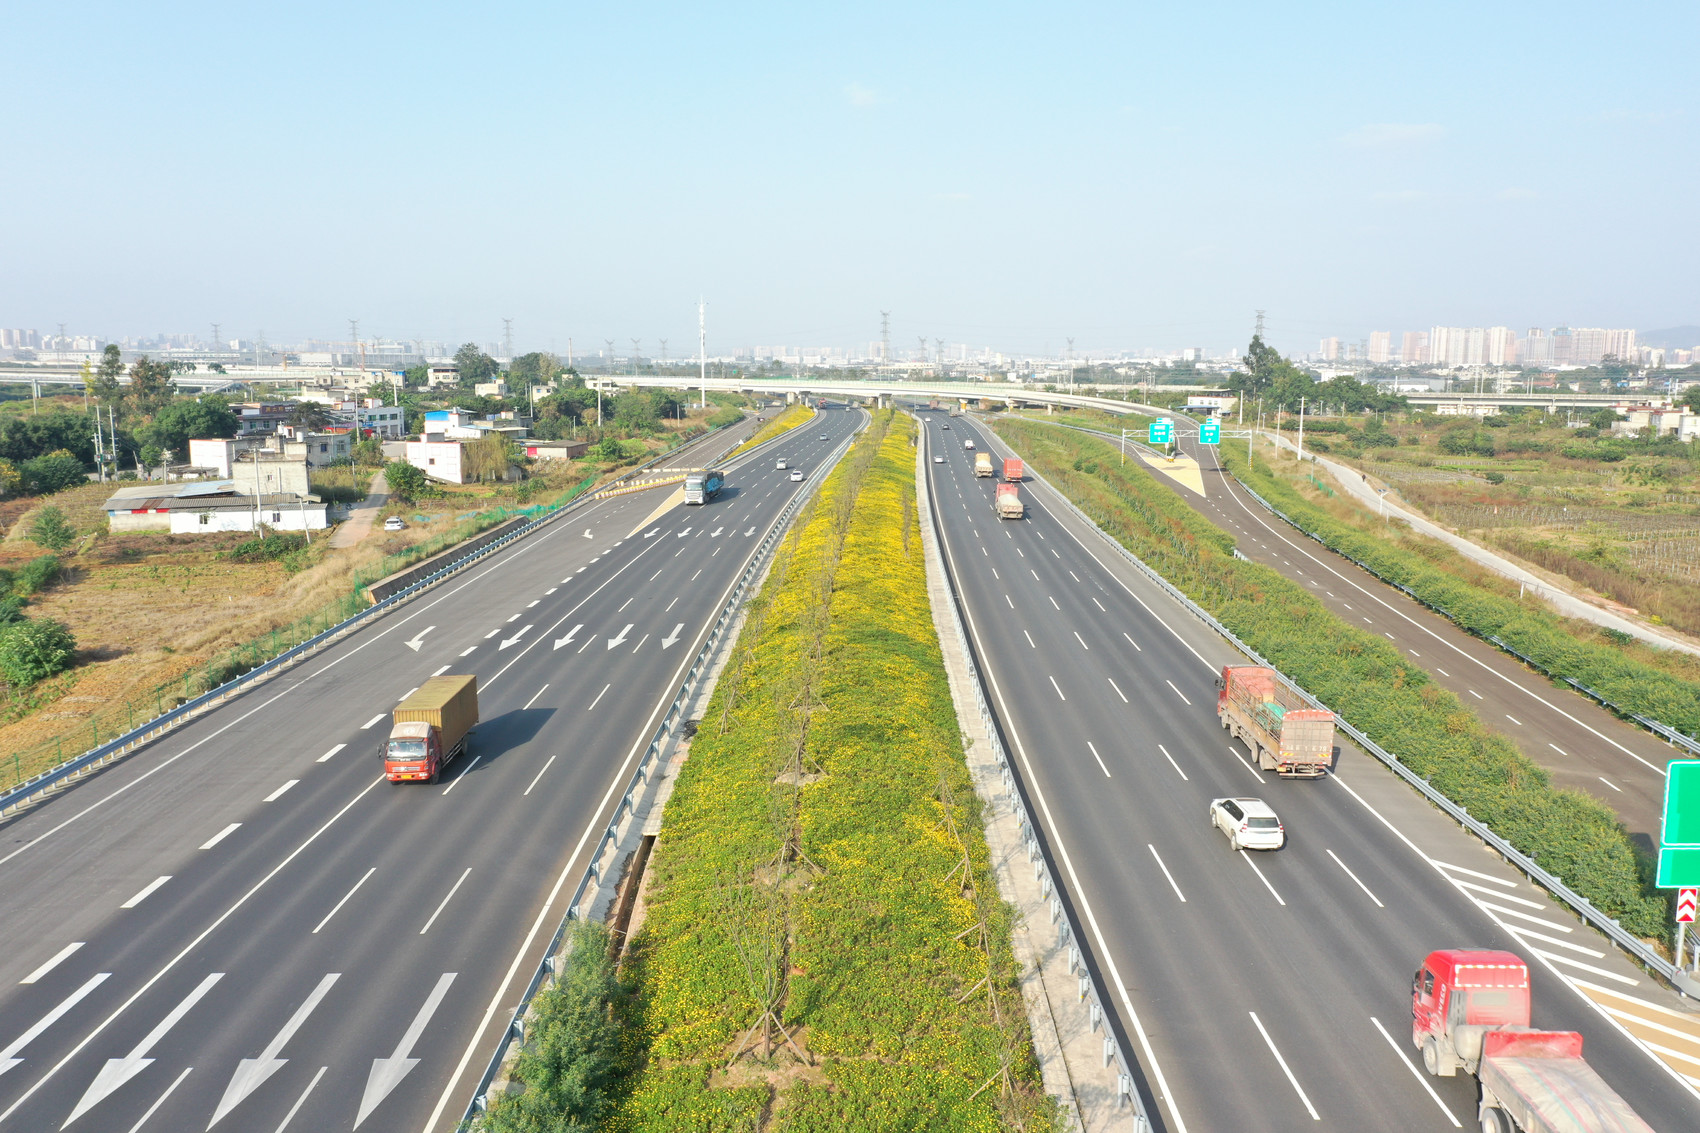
[1164,679,1191,705]
[524,756,557,797]
[199,823,241,850]
[0,972,109,1073]
[420,869,472,934]
[20,943,83,985]
[264,779,299,802]
[1451,879,1544,909]
[1504,923,1605,958]
[317,744,346,763]
[271,1065,326,1133]
[1473,901,1576,934]
[440,754,483,796]
[313,867,377,934]
[1431,860,1516,887]
[1148,844,1187,903]
[1370,1016,1461,1127]
[1249,1011,1319,1120]
[123,1065,193,1133]
[121,876,171,908]
[1157,744,1188,780]
[1241,851,1286,905]
[1326,849,1384,907]
[1086,742,1111,778]
[1530,949,1640,986]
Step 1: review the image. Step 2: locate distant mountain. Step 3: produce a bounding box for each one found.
[1640,326,1700,348]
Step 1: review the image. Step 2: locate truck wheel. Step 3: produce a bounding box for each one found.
[427,766,440,785]
[1479,1108,1510,1133]
[1422,1036,1457,1077]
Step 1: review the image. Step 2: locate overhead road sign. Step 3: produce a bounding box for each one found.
[1148,420,1171,445]
[1199,419,1220,445]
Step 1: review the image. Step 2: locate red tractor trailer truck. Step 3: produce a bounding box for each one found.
[1413,949,1652,1133]
[1003,457,1024,482]
[1216,665,1335,777]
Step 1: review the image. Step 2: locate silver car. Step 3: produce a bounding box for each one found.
[1208,797,1285,851]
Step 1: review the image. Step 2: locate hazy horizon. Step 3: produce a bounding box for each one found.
[3,1,1694,359]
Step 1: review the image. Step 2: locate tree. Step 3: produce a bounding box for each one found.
[453,342,499,385]
[139,444,163,472]
[509,351,561,388]
[613,389,659,432]
[21,452,88,494]
[0,459,19,498]
[463,432,516,482]
[28,506,75,552]
[81,344,125,407]
[351,437,384,466]
[287,401,335,430]
[141,395,238,458]
[0,410,97,467]
[383,460,427,501]
[208,362,226,374]
[0,618,77,687]
[125,356,177,416]
[1679,386,1700,415]
[1231,334,1284,398]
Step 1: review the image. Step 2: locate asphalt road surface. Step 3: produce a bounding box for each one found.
[0,406,861,1133]
[923,411,1699,1133]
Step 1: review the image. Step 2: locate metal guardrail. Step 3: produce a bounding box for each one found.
[1004,432,1700,997]
[0,417,753,818]
[919,421,1152,1130]
[461,412,860,1124]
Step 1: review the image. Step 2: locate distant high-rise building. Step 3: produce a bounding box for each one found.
[1368,331,1392,364]
[1485,327,1517,367]
[1319,336,1341,360]
[1401,330,1428,364]
[1521,327,1551,366]
[1551,326,1574,365]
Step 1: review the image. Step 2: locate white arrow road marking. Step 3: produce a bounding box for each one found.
[676,527,692,538]
[354,973,455,1129]
[661,623,685,649]
[643,527,659,538]
[403,626,435,652]
[62,972,222,1128]
[744,526,756,536]
[206,974,338,1129]
[553,624,582,650]
[605,624,633,650]
[498,625,533,650]
[710,526,724,536]
[583,529,593,538]
[0,974,109,1076]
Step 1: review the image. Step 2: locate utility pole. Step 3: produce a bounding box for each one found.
[604,339,615,371]
[1297,395,1306,457]
[1254,310,1266,340]
[699,299,707,410]
[880,311,891,364]
[659,338,668,367]
[567,338,573,369]
[630,338,641,375]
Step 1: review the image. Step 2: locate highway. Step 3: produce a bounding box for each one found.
[0,406,861,1132]
[922,411,1700,1132]
[1070,412,1683,842]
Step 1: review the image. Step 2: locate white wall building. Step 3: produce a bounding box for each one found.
[405,439,467,483]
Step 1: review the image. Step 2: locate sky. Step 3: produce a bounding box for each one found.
[3,1,1696,359]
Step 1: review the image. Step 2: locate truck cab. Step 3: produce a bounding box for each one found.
[1413,949,1530,1076]
[385,721,444,783]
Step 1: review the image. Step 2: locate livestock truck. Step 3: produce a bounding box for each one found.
[1003,457,1024,482]
[1215,665,1335,777]
[974,452,994,477]
[1413,949,1653,1133]
[384,674,478,783]
[996,483,1025,520]
[684,468,725,504]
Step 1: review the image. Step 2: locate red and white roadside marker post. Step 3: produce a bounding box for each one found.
[1678,888,1698,971]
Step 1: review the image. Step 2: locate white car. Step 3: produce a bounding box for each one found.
[383,516,406,532]
[933,455,944,463]
[777,459,788,470]
[789,469,804,482]
[1209,797,1285,851]
[963,440,975,450]
[819,433,828,440]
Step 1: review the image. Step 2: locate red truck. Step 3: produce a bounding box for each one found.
[1216,665,1335,778]
[1413,949,1653,1133]
[1003,457,1024,482]
[995,482,1024,520]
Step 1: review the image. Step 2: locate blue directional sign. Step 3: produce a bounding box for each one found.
[1199,418,1220,445]
[1148,420,1172,445]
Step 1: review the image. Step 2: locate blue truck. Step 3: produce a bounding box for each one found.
[684,468,725,505]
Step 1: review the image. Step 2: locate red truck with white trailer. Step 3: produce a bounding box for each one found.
[1003,457,1024,482]
[1413,949,1653,1133]
[1216,665,1335,777]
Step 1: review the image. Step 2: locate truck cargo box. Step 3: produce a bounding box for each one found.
[996,482,1024,520]
[1216,665,1334,777]
[1003,457,1024,482]
[394,675,479,754]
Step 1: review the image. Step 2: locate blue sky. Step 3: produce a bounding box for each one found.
[3,1,1695,358]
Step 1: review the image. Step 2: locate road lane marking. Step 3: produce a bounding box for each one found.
[420,869,472,934]
[1164,679,1191,705]
[506,613,520,622]
[1073,631,1089,650]
[1123,633,1141,651]
[360,714,387,729]
[1157,744,1187,780]
[1326,850,1384,907]
[1451,880,1545,909]
[1432,860,1517,887]
[357,973,457,1127]
[991,568,999,580]
[1249,1011,1318,1120]
[1023,630,1036,648]
[1108,677,1128,703]
[1467,689,1483,699]
[317,744,346,763]
[588,683,611,710]
[441,754,483,796]
[1091,596,1105,611]
[1435,667,1449,676]
[1474,900,1575,934]
[313,867,376,934]
[0,972,110,1077]
[1047,595,1059,610]
[20,943,83,985]
[1047,675,1066,701]
[1068,570,1081,582]
[1505,924,1605,958]
[399,687,419,702]
[524,756,558,796]
[208,973,339,1128]
[122,1065,193,1133]
[200,823,241,850]
[1086,742,1111,777]
[1370,1017,1460,1127]
[1004,594,1014,608]
[1241,851,1286,905]
[264,779,299,802]
[1030,569,1040,581]
[1229,746,1266,783]
[1409,649,1420,658]
[545,587,557,594]
[1599,776,1621,791]
[631,633,651,653]
[523,684,550,710]
[1148,844,1186,902]
[526,600,540,608]
[121,875,172,908]
[432,665,451,676]
[1505,714,1522,725]
[459,646,477,657]
[1528,949,1640,986]
[1550,743,1567,755]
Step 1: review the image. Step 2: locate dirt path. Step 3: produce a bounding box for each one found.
[328,470,389,549]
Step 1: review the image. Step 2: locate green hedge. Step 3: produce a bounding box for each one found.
[994,418,1668,941]
[1217,442,1700,738]
[606,413,1059,1131]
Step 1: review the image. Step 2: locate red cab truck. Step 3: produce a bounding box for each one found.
[995,483,1024,520]
[1216,665,1335,778]
[384,674,479,783]
[1003,457,1024,482]
[1413,949,1653,1133]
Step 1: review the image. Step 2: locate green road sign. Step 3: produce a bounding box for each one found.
[1199,418,1220,445]
[1148,420,1171,445]
[1658,847,1700,888]
[1664,760,1700,845]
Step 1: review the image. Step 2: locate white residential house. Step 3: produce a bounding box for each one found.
[405,439,467,484]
